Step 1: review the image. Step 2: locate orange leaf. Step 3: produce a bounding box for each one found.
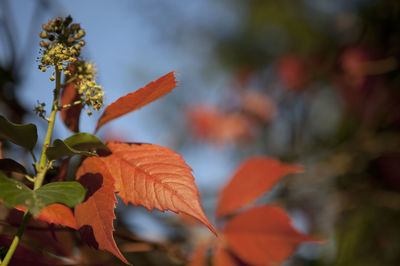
[216,157,303,218]
[60,82,82,132]
[37,204,77,229]
[187,105,250,145]
[14,203,77,229]
[223,205,321,265]
[188,242,208,266]
[103,142,215,234]
[95,71,178,132]
[213,244,238,266]
[74,157,129,264]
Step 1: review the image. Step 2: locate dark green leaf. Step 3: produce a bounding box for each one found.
[46,133,109,161]
[0,159,27,174]
[0,172,86,216]
[64,133,109,152]
[0,115,37,150]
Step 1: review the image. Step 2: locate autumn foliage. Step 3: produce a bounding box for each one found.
[189,157,321,266]
[0,15,322,266]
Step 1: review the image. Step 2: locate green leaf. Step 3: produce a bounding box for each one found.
[64,133,110,152]
[0,172,86,216]
[0,115,37,150]
[46,133,109,161]
[0,159,27,174]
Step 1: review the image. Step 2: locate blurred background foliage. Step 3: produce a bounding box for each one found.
[1,0,400,265]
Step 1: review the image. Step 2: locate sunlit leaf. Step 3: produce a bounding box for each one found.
[104,142,215,234]
[74,157,129,264]
[217,157,303,218]
[95,71,178,132]
[0,115,37,150]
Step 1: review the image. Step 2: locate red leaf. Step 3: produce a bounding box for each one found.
[223,205,321,265]
[213,244,238,266]
[74,157,129,264]
[216,157,303,218]
[95,71,178,132]
[14,204,77,229]
[103,142,215,234]
[60,82,82,132]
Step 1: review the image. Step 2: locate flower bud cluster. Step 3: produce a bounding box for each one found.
[37,16,86,80]
[72,60,104,114]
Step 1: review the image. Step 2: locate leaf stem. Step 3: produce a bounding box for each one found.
[0,212,31,266]
[1,70,62,266]
[30,150,37,164]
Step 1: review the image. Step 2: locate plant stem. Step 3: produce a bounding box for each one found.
[35,69,61,190]
[0,70,62,266]
[0,213,31,266]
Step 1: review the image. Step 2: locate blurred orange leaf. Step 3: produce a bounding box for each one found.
[223,205,321,265]
[187,105,250,145]
[213,244,238,266]
[188,242,208,266]
[217,157,303,218]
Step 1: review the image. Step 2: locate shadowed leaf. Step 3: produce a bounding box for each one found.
[0,115,37,150]
[46,133,108,160]
[60,81,82,132]
[0,158,27,174]
[0,173,86,216]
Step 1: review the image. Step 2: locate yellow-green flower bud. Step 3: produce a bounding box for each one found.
[39,31,47,38]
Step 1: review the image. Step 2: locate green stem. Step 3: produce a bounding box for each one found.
[0,70,62,266]
[35,69,61,190]
[0,213,31,266]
